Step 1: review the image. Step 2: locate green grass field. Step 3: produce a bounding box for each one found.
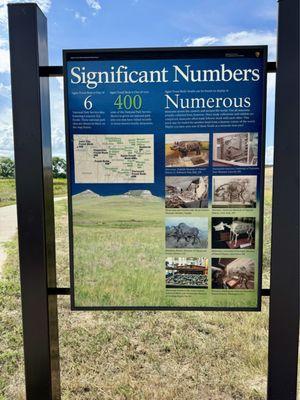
[0,179,16,207]
[0,178,67,207]
[2,167,299,400]
[73,195,166,306]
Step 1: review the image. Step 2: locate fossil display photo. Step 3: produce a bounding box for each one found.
[165,133,209,168]
[165,257,209,288]
[213,132,258,167]
[211,258,255,289]
[212,217,256,249]
[165,217,208,249]
[212,175,257,208]
[165,176,208,208]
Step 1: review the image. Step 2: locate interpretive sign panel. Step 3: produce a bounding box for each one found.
[64,46,267,310]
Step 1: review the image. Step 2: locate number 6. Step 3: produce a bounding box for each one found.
[84,95,93,110]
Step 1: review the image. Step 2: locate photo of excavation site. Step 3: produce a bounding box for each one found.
[212,175,257,208]
[213,132,258,167]
[165,176,208,208]
[165,133,209,167]
[165,257,209,288]
[211,258,255,289]
[165,217,208,249]
[212,217,256,249]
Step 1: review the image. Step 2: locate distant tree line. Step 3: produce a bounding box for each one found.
[0,157,14,178]
[0,156,67,179]
[52,157,67,178]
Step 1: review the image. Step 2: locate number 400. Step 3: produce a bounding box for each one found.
[114,94,142,110]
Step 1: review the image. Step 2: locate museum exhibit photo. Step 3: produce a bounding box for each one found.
[213,132,258,167]
[165,257,209,288]
[165,176,208,208]
[211,258,255,289]
[212,217,256,249]
[165,133,209,167]
[165,217,208,249]
[212,175,257,208]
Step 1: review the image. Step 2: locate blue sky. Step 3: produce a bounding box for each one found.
[0,0,277,163]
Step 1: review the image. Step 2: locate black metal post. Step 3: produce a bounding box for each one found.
[267,0,299,399]
[8,4,61,400]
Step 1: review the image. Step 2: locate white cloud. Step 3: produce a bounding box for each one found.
[187,30,277,60]
[186,36,218,47]
[0,82,11,97]
[0,37,9,73]
[0,107,14,158]
[75,11,87,24]
[267,73,276,98]
[86,0,101,11]
[49,80,66,157]
[51,126,65,157]
[55,77,63,91]
[0,79,66,159]
[0,1,52,29]
[265,146,274,165]
[0,46,10,73]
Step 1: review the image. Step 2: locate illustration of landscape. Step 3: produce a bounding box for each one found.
[72,131,261,308]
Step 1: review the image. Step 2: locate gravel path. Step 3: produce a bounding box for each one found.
[0,197,67,278]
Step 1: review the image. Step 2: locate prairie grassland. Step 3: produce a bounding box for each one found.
[73,195,166,307]
[0,178,67,207]
[3,167,296,400]
[0,179,15,207]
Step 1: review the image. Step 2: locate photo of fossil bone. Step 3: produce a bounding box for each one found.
[211,258,255,289]
[165,134,209,167]
[213,132,258,166]
[212,175,257,208]
[212,217,255,249]
[165,217,208,249]
[165,257,209,288]
[165,176,208,208]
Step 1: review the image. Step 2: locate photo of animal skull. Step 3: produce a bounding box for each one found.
[212,217,255,249]
[165,133,209,167]
[212,258,255,289]
[213,132,258,167]
[165,217,208,249]
[165,176,208,208]
[212,175,257,208]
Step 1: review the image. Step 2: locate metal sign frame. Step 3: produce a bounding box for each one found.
[7,2,299,400]
[63,46,268,312]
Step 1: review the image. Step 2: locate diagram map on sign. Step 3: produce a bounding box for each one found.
[73,134,154,183]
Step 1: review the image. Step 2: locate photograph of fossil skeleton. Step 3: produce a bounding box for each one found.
[213,132,258,166]
[165,217,208,249]
[165,257,208,288]
[212,175,257,208]
[212,217,255,249]
[165,133,209,167]
[211,258,255,289]
[165,176,208,208]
